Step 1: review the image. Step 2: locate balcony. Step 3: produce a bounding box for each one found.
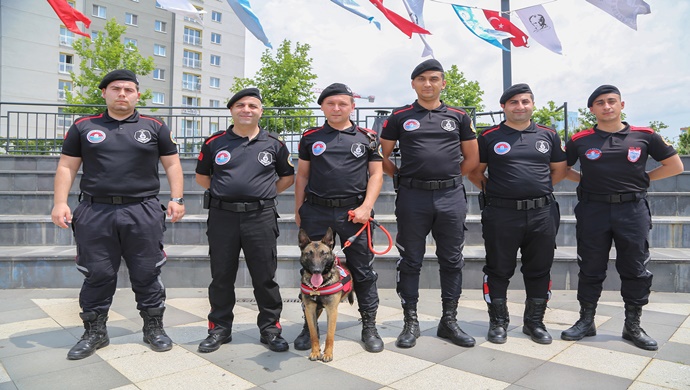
[58,63,74,74]
[182,81,201,91]
[57,89,68,101]
[183,35,201,46]
[59,36,74,47]
[183,58,201,69]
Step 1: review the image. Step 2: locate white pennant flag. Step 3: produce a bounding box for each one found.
[156,0,205,24]
[402,0,434,58]
[585,0,650,30]
[515,5,562,55]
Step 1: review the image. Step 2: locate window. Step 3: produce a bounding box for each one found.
[124,38,137,50]
[181,119,200,137]
[57,80,72,100]
[154,44,166,57]
[183,27,201,46]
[210,99,220,108]
[210,122,219,133]
[154,20,167,33]
[209,77,220,88]
[153,68,165,80]
[210,33,221,44]
[91,30,100,41]
[211,11,222,22]
[59,26,75,46]
[92,4,106,18]
[152,92,165,105]
[183,96,200,107]
[183,50,201,69]
[210,55,220,66]
[58,53,74,73]
[57,107,73,129]
[125,13,138,26]
[182,73,201,91]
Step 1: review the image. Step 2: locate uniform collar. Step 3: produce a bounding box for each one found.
[412,100,447,113]
[593,121,630,136]
[226,125,268,141]
[500,119,537,133]
[103,110,139,123]
[324,121,357,134]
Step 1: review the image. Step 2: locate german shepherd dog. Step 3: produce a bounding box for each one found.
[298,227,354,362]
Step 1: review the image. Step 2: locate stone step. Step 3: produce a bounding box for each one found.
[2,213,689,248]
[1,245,688,291]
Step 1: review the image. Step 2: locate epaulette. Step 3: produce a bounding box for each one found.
[74,113,104,126]
[391,105,414,116]
[267,132,286,145]
[302,126,324,137]
[630,126,654,134]
[140,115,163,126]
[570,128,595,141]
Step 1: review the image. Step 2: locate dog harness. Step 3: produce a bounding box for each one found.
[301,258,353,296]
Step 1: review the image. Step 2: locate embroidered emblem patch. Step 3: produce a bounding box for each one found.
[258,151,273,166]
[403,119,420,131]
[312,141,326,156]
[494,142,511,155]
[134,129,152,144]
[86,130,106,144]
[441,119,457,131]
[351,143,365,158]
[585,148,602,160]
[215,150,231,165]
[627,147,641,162]
[535,140,550,154]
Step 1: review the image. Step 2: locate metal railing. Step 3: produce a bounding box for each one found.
[0,102,493,157]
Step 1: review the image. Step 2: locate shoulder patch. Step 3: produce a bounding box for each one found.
[630,126,654,134]
[571,128,595,141]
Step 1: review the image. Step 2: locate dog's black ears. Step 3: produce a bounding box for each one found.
[321,227,335,248]
[298,228,311,250]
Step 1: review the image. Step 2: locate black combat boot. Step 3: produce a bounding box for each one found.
[622,304,658,351]
[522,298,552,344]
[486,298,509,344]
[396,303,421,348]
[140,307,173,352]
[293,318,314,351]
[67,312,109,360]
[437,299,475,347]
[561,301,597,341]
[198,326,232,353]
[360,310,384,353]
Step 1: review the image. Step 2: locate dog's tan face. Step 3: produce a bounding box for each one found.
[298,228,335,288]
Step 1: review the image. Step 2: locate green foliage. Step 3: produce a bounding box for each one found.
[231,39,317,133]
[648,120,668,133]
[574,107,627,132]
[65,18,155,114]
[5,139,64,155]
[532,101,564,128]
[676,131,690,155]
[440,65,484,111]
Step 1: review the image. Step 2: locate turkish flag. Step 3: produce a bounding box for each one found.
[369,0,430,38]
[482,9,528,47]
[47,0,91,38]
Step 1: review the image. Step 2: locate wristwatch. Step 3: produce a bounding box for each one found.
[170,197,185,205]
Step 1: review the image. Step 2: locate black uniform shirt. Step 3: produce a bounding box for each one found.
[479,121,566,199]
[61,110,178,197]
[298,122,382,198]
[196,126,294,202]
[381,100,476,179]
[565,123,677,194]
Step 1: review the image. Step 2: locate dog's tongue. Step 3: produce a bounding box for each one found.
[311,273,324,287]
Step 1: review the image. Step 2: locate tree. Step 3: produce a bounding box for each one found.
[574,107,627,132]
[532,101,564,129]
[648,120,668,133]
[440,65,484,111]
[231,39,317,134]
[676,130,690,155]
[65,18,155,114]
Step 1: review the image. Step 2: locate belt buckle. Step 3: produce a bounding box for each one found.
[325,199,337,207]
[112,196,123,205]
[428,181,440,190]
[610,194,622,203]
[236,203,247,212]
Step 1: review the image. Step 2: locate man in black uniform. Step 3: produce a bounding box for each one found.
[195,88,294,353]
[468,84,566,345]
[380,59,479,349]
[561,85,684,350]
[52,69,186,360]
[292,83,384,353]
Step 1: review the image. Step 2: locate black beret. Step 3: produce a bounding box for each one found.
[587,85,621,107]
[98,69,139,89]
[317,83,353,105]
[499,83,533,105]
[411,59,444,79]
[227,87,263,108]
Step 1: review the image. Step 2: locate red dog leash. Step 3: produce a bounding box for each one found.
[343,210,393,255]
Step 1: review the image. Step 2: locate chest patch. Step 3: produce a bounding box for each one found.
[627,147,641,162]
[535,140,550,154]
[134,129,152,144]
[585,148,602,160]
[441,119,457,131]
[494,142,511,155]
[215,150,231,165]
[351,143,366,158]
[312,141,326,156]
[258,151,273,166]
[87,130,106,143]
[403,119,420,131]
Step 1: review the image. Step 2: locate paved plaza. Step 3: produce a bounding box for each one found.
[0,287,688,390]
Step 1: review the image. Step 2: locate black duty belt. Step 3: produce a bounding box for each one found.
[486,193,555,211]
[209,198,275,212]
[306,193,364,208]
[579,191,646,204]
[399,177,459,190]
[81,194,155,205]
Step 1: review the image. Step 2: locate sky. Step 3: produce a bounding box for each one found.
[239,0,688,140]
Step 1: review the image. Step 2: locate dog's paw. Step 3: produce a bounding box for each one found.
[309,352,322,361]
[321,353,333,363]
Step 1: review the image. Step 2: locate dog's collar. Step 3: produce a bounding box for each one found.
[301,263,352,296]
